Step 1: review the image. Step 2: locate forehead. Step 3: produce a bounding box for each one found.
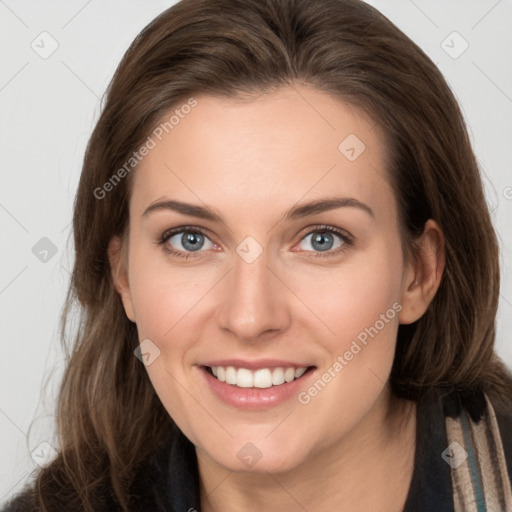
[131,85,394,225]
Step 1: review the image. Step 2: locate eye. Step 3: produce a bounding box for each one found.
[158,227,217,259]
[158,224,353,260]
[295,225,353,258]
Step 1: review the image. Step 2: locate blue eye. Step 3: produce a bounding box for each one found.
[159,228,215,259]
[299,229,346,253]
[158,224,353,260]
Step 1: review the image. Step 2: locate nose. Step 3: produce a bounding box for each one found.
[216,245,291,343]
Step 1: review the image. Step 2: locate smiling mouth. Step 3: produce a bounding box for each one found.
[204,365,316,388]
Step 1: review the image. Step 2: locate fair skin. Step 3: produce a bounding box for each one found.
[109,84,445,512]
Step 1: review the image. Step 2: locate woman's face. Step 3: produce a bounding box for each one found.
[113,85,420,473]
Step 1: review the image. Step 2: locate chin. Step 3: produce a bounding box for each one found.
[196,431,313,475]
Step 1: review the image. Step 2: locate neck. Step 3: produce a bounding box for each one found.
[198,387,417,512]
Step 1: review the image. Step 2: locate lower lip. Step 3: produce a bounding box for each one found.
[199,366,315,410]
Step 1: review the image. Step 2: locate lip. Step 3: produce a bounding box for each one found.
[201,358,311,370]
[198,364,316,411]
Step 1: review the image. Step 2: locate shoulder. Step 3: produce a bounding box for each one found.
[404,386,512,512]
[0,468,157,512]
[0,428,197,512]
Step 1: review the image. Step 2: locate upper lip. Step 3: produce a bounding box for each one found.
[201,359,315,370]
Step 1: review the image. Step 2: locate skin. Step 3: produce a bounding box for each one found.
[109,84,445,512]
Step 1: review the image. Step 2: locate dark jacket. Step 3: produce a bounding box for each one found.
[2,389,512,511]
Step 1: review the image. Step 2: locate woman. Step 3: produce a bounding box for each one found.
[3,0,512,510]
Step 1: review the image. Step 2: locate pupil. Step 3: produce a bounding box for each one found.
[313,232,332,251]
[184,232,203,251]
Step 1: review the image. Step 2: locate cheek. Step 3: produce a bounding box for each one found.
[127,243,212,339]
[290,243,403,350]
[291,263,402,449]
[126,250,207,432]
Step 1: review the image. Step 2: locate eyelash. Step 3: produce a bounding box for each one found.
[157,224,354,260]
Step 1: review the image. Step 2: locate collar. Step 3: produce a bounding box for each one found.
[402,391,455,512]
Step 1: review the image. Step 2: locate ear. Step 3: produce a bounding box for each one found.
[399,219,445,325]
[107,236,136,322]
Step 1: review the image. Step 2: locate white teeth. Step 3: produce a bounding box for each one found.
[284,367,295,383]
[253,369,273,388]
[272,367,285,386]
[294,367,307,378]
[225,366,237,385]
[237,368,253,388]
[208,365,309,388]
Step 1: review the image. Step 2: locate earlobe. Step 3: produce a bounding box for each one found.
[107,236,136,322]
[399,220,445,325]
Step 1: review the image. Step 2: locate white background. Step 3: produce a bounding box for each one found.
[1,0,511,504]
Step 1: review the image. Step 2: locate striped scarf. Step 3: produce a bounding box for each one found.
[445,393,512,511]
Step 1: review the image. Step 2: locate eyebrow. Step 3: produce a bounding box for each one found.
[141,196,374,222]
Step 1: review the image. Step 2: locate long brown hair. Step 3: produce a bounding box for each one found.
[19,0,512,509]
